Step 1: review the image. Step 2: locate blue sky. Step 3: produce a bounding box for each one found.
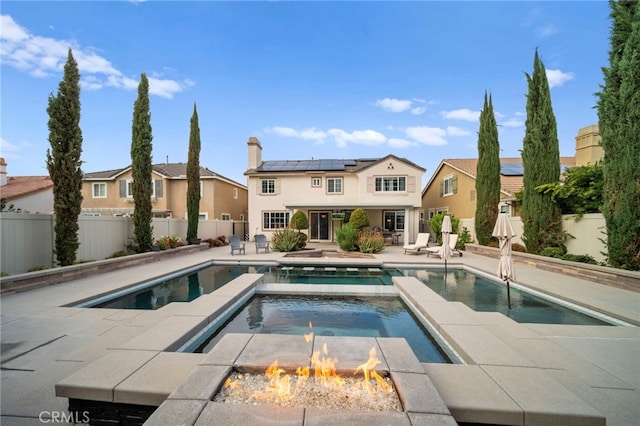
[1,1,611,188]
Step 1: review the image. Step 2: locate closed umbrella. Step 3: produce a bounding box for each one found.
[492,213,516,309]
[440,215,453,274]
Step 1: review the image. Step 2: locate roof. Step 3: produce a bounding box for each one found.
[83,163,246,188]
[425,156,577,197]
[249,154,425,174]
[0,176,53,200]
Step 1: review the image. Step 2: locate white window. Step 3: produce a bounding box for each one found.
[311,177,322,187]
[261,179,276,194]
[233,188,238,199]
[126,180,157,198]
[384,211,405,231]
[375,176,406,192]
[442,175,457,196]
[239,214,245,221]
[263,211,290,230]
[221,213,231,220]
[92,183,106,198]
[326,177,343,194]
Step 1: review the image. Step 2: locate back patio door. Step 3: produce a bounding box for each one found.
[309,211,331,241]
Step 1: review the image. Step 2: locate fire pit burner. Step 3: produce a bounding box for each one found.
[214,370,402,412]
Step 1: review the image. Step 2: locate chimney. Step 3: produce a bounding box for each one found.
[575,125,603,167]
[0,157,7,186]
[247,137,262,170]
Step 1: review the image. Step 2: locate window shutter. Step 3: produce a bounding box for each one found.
[155,180,163,197]
[276,178,280,195]
[452,175,458,194]
[407,176,415,192]
[119,180,126,198]
[367,176,374,193]
[439,181,444,197]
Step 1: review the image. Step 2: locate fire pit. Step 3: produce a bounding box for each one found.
[214,335,402,411]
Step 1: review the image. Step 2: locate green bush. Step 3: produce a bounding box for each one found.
[271,228,302,252]
[512,243,526,252]
[540,246,566,258]
[348,208,369,230]
[290,210,309,231]
[457,227,473,249]
[429,213,460,244]
[297,232,307,249]
[336,223,358,251]
[358,232,385,253]
[27,265,51,272]
[561,253,597,264]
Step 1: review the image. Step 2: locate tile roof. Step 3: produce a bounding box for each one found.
[443,156,577,196]
[0,176,53,200]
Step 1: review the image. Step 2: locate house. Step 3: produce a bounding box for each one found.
[0,157,54,214]
[244,137,426,246]
[81,162,248,220]
[421,124,602,222]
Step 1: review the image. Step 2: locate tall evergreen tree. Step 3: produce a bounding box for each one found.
[46,49,83,266]
[597,0,640,270]
[521,49,562,255]
[474,92,501,245]
[131,73,154,252]
[186,102,201,242]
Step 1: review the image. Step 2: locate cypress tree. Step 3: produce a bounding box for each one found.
[131,73,154,252]
[46,49,83,266]
[521,49,562,255]
[598,0,640,270]
[474,92,501,245]
[186,102,201,242]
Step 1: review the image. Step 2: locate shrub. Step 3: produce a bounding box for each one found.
[27,265,50,272]
[349,208,369,230]
[540,246,566,258]
[561,253,597,264]
[457,227,473,249]
[290,210,309,231]
[358,231,385,253]
[429,213,460,244]
[336,223,358,251]
[271,228,302,252]
[107,250,129,258]
[512,243,526,252]
[297,232,308,249]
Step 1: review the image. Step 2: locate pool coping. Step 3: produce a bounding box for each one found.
[54,273,610,425]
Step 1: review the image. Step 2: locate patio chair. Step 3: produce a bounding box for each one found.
[230,235,245,255]
[403,233,430,254]
[426,234,463,257]
[255,234,270,254]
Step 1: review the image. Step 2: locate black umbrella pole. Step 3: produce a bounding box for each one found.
[507,280,511,309]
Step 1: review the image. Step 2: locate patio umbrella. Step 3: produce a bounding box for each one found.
[440,215,453,275]
[492,213,516,309]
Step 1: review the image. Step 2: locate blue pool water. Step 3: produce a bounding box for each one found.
[88,264,611,326]
[194,294,451,363]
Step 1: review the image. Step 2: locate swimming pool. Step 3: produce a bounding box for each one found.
[193,294,451,364]
[82,263,615,326]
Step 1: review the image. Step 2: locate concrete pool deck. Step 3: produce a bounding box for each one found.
[1,244,638,425]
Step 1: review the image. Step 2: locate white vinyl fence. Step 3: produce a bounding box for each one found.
[0,213,247,275]
[459,213,607,263]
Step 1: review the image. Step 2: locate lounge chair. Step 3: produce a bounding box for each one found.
[255,234,270,253]
[426,234,463,257]
[230,235,245,255]
[403,233,430,254]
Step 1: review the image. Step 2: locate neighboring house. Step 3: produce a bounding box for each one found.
[244,137,426,246]
[0,157,53,214]
[421,124,602,222]
[82,162,248,220]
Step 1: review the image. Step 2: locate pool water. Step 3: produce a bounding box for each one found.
[194,294,451,364]
[403,269,610,325]
[88,265,612,326]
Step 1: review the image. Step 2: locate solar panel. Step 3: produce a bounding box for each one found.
[259,158,357,172]
[500,162,524,176]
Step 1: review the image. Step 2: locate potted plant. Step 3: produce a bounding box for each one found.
[169,235,181,248]
[157,236,170,250]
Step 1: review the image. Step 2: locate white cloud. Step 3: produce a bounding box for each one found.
[0,14,189,99]
[446,126,471,136]
[410,106,426,115]
[374,98,412,113]
[546,69,575,88]
[500,118,524,128]
[440,108,480,122]
[0,137,27,159]
[265,126,327,142]
[328,129,386,147]
[387,138,415,148]
[405,126,447,146]
[536,24,557,38]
